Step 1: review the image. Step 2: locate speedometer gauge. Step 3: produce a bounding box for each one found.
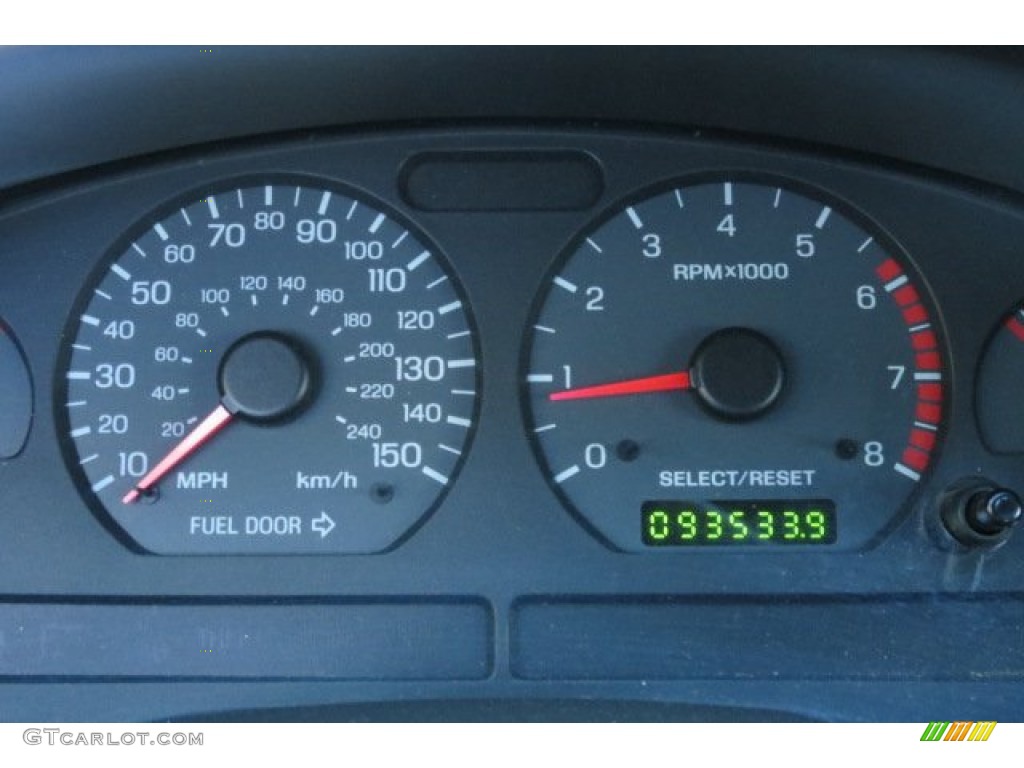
[524,178,946,551]
[59,179,479,554]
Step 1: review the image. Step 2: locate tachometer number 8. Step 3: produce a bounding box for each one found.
[864,441,884,467]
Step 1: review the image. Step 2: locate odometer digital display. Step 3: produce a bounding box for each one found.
[642,500,836,546]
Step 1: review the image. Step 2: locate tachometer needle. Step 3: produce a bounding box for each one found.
[121,403,234,504]
[549,371,691,401]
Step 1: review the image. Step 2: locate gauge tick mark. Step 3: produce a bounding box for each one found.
[815,206,832,229]
[427,275,449,290]
[422,466,449,485]
[553,276,578,294]
[91,475,115,493]
[554,465,581,484]
[407,251,431,271]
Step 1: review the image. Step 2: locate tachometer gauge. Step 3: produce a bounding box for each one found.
[59,179,479,554]
[523,178,946,551]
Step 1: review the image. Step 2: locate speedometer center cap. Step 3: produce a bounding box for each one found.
[690,327,785,422]
[218,331,314,423]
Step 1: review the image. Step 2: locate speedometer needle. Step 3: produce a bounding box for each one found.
[549,371,691,401]
[121,404,234,504]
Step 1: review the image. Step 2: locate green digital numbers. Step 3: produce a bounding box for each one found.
[706,509,724,540]
[783,510,800,540]
[728,510,749,540]
[677,509,698,540]
[647,509,670,541]
[806,510,827,540]
[642,501,834,546]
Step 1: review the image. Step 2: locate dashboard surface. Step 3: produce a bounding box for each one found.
[0,46,1023,722]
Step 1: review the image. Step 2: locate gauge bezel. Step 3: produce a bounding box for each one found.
[973,301,1024,456]
[520,170,951,553]
[55,172,483,555]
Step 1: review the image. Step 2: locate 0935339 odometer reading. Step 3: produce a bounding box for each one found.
[523,177,947,551]
[641,500,837,546]
[58,178,480,554]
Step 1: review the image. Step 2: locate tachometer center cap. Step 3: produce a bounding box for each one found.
[218,331,314,423]
[690,327,785,421]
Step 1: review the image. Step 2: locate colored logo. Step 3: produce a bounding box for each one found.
[921,722,997,741]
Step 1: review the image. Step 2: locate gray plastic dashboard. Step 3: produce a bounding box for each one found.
[0,46,1023,722]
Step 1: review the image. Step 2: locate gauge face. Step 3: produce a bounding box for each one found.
[976,303,1024,454]
[59,179,479,554]
[524,179,945,551]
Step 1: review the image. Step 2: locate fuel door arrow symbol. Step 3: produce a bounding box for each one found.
[312,512,336,539]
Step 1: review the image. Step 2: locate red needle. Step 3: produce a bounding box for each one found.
[549,371,691,401]
[122,403,234,504]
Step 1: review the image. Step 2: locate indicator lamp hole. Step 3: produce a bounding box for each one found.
[835,439,860,460]
[370,483,395,504]
[616,439,641,462]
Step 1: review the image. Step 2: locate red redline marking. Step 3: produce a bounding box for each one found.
[902,304,927,325]
[873,261,947,480]
[902,446,930,472]
[916,402,942,423]
[876,258,902,282]
[1007,316,1024,343]
[911,329,938,351]
[917,382,943,402]
[876,265,945,470]
[892,284,920,307]
[877,269,945,464]
[910,428,937,452]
